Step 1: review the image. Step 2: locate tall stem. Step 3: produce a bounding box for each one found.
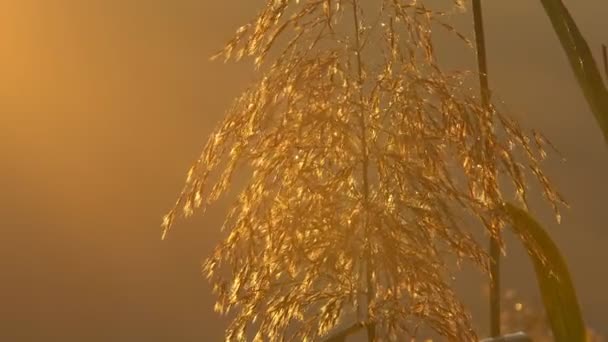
[351,1,374,341]
[472,0,501,337]
[602,44,608,81]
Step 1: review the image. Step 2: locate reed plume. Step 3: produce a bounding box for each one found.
[163,1,564,340]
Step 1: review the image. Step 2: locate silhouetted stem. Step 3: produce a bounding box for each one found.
[602,44,608,81]
[471,0,500,337]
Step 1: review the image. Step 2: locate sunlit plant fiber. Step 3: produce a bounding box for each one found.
[163,1,564,340]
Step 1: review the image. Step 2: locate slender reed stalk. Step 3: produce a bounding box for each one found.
[602,44,608,81]
[471,0,500,337]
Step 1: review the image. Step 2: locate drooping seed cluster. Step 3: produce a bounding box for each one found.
[163,1,564,341]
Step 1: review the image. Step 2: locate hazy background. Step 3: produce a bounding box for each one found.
[1,1,606,340]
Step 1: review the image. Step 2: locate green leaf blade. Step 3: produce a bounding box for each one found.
[540,0,608,146]
[505,203,586,342]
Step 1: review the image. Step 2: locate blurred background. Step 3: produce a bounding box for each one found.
[1,1,606,340]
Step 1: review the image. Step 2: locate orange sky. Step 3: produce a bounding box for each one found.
[1,1,607,340]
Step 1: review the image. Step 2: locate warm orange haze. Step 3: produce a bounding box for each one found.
[1,1,607,341]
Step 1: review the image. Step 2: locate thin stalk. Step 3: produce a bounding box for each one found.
[351,1,374,340]
[602,44,608,81]
[471,0,500,337]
